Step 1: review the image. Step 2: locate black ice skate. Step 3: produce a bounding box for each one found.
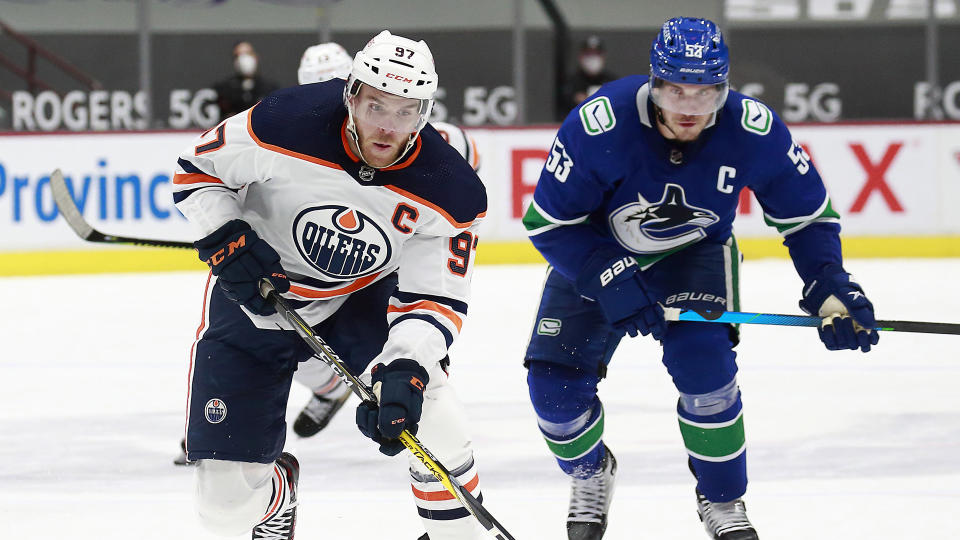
[173,437,195,466]
[567,445,617,540]
[696,489,758,540]
[292,387,351,438]
[252,452,299,540]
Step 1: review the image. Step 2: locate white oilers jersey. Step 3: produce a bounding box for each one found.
[173,80,487,370]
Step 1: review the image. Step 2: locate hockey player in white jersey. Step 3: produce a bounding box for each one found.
[173,42,356,464]
[175,31,491,540]
[290,44,483,440]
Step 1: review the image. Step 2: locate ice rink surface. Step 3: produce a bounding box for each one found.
[1,258,959,539]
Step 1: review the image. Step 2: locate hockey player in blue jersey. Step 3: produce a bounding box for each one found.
[521,17,880,540]
[175,31,493,540]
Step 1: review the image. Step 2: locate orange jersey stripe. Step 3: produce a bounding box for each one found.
[288,272,381,299]
[384,184,485,229]
[387,300,463,332]
[468,135,480,170]
[174,172,224,185]
[247,107,345,171]
[411,473,479,501]
[381,135,422,171]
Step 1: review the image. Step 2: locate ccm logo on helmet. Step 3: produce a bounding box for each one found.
[292,204,392,279]
[386,73,413,83]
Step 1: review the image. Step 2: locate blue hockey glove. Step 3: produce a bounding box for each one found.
[194,219,290,316]
[356,359,429,456]
[576,254,666,341]
[799,263,879,352]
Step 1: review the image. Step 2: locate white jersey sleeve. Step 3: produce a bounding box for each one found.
[373,218,481,368]
[172,109,272,236]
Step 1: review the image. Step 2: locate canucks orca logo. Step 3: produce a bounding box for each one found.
[609,184,719,254]
[293,204,392,279]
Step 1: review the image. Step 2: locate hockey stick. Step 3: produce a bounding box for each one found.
[50,169,194,249]
[662,307,960,335]
[52,167,515,536]
[258,279,516,540]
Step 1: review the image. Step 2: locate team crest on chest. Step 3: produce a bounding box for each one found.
[292,204,392,279]
[609,183,719,254]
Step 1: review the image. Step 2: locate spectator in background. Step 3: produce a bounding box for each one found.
[563,35,618,114]
[212,41,279,121]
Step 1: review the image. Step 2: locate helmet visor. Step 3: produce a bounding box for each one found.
[650,77,729,116]
[349,88,428,134]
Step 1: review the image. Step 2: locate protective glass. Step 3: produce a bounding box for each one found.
[349,90,428,134]
[650,77,729,116]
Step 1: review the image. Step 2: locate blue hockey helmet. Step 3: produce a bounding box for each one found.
[649,17,729,115]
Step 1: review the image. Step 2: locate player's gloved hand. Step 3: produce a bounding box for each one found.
[194,219,290,316]
[576,254,666,341]
[356,359,429,456]
[799,263,879,352]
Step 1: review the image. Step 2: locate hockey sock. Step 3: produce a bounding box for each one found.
[677,385,747,501]
[527,362,606,476]
[410,456,488,539]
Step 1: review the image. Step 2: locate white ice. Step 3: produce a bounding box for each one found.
[1,258,959,539]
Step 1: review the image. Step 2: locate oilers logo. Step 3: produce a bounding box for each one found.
[293,204,392,279]
[609,183,719,254]
[205,398,227,424]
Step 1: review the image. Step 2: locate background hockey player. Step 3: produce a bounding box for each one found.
[521,17,880,540]
[175,30,492,539]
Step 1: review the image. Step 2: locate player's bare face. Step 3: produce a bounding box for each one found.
[652,81,724,142]
[656,108,712,142]
[350,85,422,168]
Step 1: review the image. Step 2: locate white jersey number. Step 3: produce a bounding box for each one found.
[545,138,573,182]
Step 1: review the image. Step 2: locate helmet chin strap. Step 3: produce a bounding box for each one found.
[653,104,681,139]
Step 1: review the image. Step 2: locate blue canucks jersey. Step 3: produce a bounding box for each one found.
[523,75,843,285]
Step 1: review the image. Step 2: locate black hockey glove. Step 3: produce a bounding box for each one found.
[576,254,666,341]
[356,359,429,456]
[194,219,290,316]
[799,263,879,352]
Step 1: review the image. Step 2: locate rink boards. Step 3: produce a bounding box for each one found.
[1,122,959,275]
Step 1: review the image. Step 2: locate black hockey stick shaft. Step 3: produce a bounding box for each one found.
[664,307,960,335]
[50,169,194,249]
[258,280,516,540]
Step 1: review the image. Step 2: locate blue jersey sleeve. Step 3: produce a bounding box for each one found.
[745,105,843,284]
[522,108,625,281]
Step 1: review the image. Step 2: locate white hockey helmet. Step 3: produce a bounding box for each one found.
[344,30,438,167]
[432,121,481,172]
[298,42,352,84]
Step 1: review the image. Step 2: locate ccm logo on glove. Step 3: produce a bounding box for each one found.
[206,234,246,267]
[194,219,290,316]
[356,359,430,456]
